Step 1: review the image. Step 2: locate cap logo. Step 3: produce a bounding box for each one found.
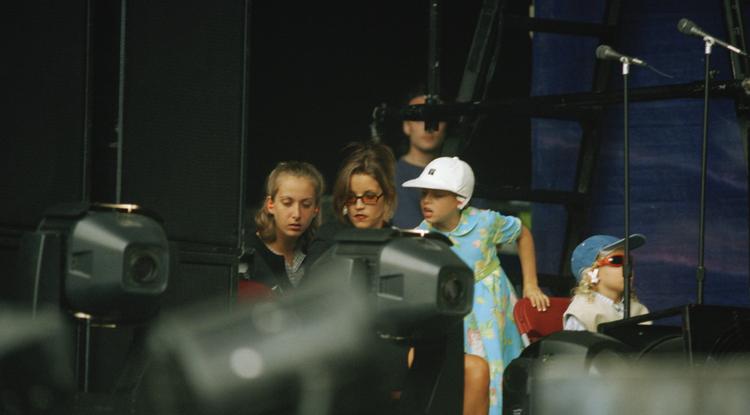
[427,168,436,175]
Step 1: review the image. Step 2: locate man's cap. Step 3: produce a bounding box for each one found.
[402,157,475,208]
[570,234,646,281]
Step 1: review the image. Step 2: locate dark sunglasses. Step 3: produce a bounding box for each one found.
[595,254,634,268]
[345,192,383,206]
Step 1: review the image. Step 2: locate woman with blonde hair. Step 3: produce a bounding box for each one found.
[239,161,325,299]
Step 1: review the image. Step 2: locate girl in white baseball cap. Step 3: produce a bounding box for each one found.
[403,156,549,414]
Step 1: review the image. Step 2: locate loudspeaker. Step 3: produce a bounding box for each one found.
[599,304,750,362]
[2,1,88,229]
[503,331,633,415]
[119,0,249,248]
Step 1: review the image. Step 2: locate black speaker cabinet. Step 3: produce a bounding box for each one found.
[119,0,249,248]
[599,304,750,362]
[503,331,633,415]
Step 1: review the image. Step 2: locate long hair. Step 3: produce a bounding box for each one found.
[332,142,397,225]
[255,161,325,248]
[572,248,640,301]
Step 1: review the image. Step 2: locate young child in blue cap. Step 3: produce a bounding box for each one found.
[403,156,548,414]
[563,234,650,332]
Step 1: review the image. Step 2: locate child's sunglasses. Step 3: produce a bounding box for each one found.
[595,254,633,268]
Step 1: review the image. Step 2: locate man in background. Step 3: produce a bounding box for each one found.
[393,92,447,228]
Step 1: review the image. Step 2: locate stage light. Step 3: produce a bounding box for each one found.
[0,306,75,414]
[305,228,474,337]
[138,286,380,415]
[302,228,472,414]
[137,229,471,415]
[10,202,169,323]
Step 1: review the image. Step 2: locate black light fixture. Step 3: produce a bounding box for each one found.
[305,228,474,337]
[10,202,169,323]
[304,228,473,415]
[137,229,473,415]
[139,286,379,415]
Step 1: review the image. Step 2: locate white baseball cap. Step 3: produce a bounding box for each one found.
[402,157,475,208]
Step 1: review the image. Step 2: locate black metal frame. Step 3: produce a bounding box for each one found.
[417,0,750,287]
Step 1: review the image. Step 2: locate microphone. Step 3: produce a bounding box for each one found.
[677,18,747,56]
[595,45,647,66]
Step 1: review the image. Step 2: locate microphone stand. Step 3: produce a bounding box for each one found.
[696,38,714,305]
[621,60,632,319]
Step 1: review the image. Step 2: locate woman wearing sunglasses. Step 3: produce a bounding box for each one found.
[563,234,651,332]
[305,141,398,265]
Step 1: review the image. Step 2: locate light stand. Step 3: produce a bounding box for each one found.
[75,314,93,392]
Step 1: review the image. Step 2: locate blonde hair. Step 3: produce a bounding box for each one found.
[572,248,640,301]
[255,161,325,248]
[332,142,397,225]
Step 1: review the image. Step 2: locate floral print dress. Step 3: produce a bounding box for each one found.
[417,206,524,414]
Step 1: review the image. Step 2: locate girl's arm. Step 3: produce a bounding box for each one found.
[517,225,550,311]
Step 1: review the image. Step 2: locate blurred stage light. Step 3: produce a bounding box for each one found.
[305,228,474,337]
[139,286,380,415]
[0,306,75,414]
[137,229,472,415]
[9,203,169,323]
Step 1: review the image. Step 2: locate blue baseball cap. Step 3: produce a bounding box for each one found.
[570,234,646,282]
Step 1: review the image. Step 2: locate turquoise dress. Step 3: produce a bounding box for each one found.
[417,206,524,414]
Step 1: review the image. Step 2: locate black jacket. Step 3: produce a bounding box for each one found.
[242,232,294,295]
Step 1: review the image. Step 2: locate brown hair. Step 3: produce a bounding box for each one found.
[332,142,397,225]
[255,161,325,248]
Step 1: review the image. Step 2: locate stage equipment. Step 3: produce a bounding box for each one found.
[595,44,640,318]
[503,330,633,415]
[599,304,750,363]
[595,45,647,66]
[676,19,748,304]
[139,285,379,415]
[593,45,671,318]
[0,306,75,415]
[304,228,474,337]
[7,202,169,393]
[10,202,169,323]
[678,18,749,56]
[304,228,473,415]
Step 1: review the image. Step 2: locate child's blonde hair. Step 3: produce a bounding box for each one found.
[255,161,325,248]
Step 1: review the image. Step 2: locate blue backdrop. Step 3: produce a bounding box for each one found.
[531,0,750,309]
